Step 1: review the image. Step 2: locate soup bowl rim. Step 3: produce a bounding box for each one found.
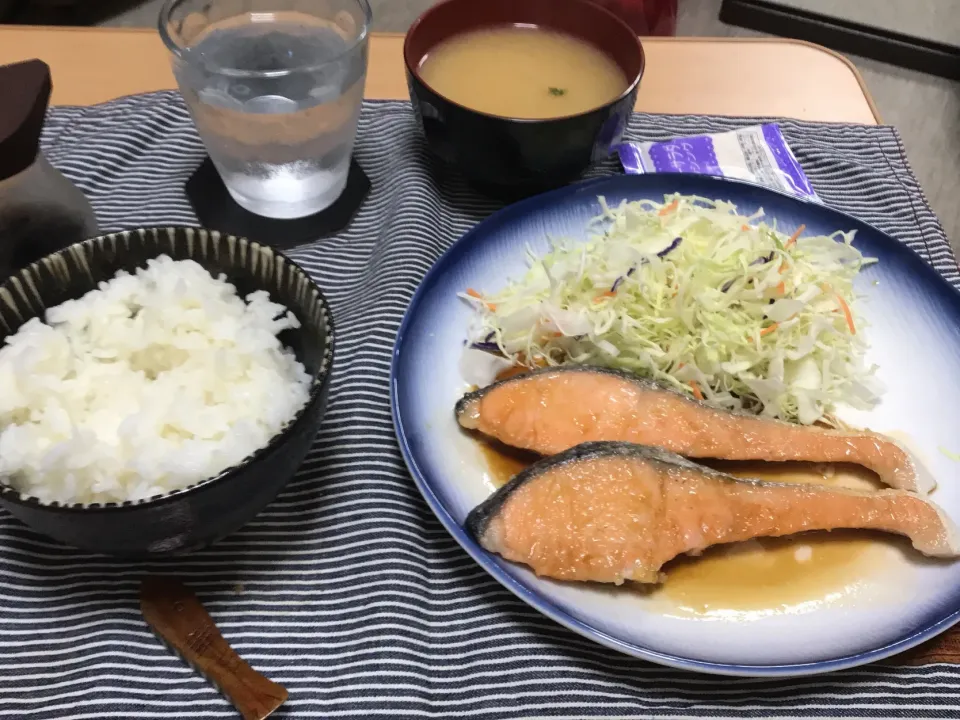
[403,0,646,124]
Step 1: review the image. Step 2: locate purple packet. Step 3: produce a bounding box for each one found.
[616,124,819,201]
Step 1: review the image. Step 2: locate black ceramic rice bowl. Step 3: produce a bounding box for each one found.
[0,227,333,557]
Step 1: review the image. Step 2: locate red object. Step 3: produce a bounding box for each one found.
[589,0,677,36]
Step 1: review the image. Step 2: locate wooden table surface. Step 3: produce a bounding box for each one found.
[0,26,881,123]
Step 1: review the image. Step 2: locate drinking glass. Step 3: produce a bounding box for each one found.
[160,0,372,219]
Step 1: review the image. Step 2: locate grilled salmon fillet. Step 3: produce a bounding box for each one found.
[466,442,960,585]
[456,366,933,493]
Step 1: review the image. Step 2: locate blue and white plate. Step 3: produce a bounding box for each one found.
[390,173,960,676]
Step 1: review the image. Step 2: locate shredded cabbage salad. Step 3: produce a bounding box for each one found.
[460,194,882,425]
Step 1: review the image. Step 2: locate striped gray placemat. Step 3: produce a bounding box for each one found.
[1,92,957,720]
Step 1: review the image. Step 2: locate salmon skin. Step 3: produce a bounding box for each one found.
[466,442,959,585]
[456,366,933,494]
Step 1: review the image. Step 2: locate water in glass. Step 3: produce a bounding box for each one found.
[163,2,370,218]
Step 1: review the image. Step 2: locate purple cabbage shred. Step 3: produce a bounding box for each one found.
[658,237,682,258]
[725,253,775,291]
[610,265,639,293]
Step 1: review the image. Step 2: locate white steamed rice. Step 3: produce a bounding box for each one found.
[0,255,312,505]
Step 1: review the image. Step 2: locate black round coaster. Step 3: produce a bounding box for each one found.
[185,156,370,250]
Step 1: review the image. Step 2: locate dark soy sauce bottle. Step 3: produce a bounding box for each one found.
[0,59,98,279]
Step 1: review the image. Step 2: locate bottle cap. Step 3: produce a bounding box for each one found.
[0,59,52,180]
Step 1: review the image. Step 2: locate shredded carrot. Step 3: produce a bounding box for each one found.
[689,380,704,401]
[775,281,786,295]
[676,362,685,369]
[741,224,750,232]
[593,290,617,303]
[836,294,856,334]
[659,199,679,216]
[785,224,806,248]
[760,323,779,336]
[820,282,856,333]
[465,288,496,311]
[550,331,564,338]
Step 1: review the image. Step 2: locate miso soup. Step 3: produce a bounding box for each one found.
[417,25,629,120]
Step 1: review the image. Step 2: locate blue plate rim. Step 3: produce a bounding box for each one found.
[390,172,960,677]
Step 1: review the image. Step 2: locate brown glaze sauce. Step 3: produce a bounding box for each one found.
[477,440,539,486]
[494,364,535,382]
[476,440,904,614]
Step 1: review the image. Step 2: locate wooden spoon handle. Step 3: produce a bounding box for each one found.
[140,576,288,720]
